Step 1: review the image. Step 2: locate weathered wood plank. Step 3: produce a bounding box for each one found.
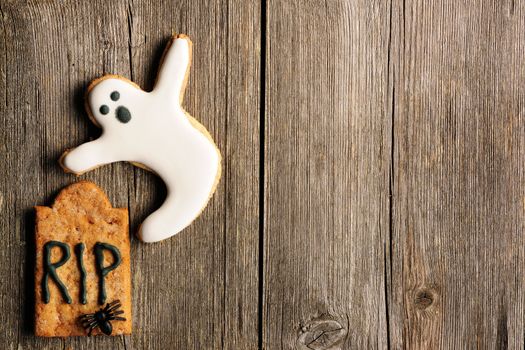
[0,0,259,349]
[125,1,260,349]
[263,1,392,349]
[389,0,525,348]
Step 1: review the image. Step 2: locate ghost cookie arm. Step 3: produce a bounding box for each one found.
[60,138,119,175]
[153,34,192,102]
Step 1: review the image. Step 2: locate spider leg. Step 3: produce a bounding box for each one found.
[109,310,125,317]
[106,301,122,313]
[107,305,121,313]
[82,319,96,325]
[107,300,121,308]
[81,317,96,326]
[79,314,95,321]
[107,315,127,321]
[82,318,97,325]
[81,318,94,325]
[102,300,119,312]
[82,320,98,329]
[87,323,98,336]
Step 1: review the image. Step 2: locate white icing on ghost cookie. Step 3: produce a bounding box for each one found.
[60,34,221,243]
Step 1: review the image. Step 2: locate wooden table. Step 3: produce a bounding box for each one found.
[1,1,524,349]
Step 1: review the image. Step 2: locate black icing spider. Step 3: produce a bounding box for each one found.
[80,300,126,336]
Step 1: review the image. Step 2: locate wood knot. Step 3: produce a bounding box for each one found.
[414,289,435,310]
[297,317,346,350]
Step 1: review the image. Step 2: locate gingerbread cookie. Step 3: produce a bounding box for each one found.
[35,181,132,337]
[60,34,221,243]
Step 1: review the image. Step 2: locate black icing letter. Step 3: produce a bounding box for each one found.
[42,241,72,304]
[74,243,87,304]
[94,242,122,305]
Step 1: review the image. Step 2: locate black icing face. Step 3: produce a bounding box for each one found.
[116,106,132,123]
[97,90,132,124]
[110,91,120,101]
[99,105,109,115]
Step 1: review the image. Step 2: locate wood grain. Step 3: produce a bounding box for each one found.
[389,0,525,348]
[263,0,392,349]
[0,0,259,349]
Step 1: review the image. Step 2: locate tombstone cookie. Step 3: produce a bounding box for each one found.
[60,34,222,243]
[35,181,132,337]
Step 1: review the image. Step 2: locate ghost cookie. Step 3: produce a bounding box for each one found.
[60,34,221,243]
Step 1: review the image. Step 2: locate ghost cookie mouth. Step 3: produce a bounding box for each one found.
[115,106,132,123]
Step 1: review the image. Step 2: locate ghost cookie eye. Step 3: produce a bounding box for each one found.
[99,105,110,115]
[110,91,120,101]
